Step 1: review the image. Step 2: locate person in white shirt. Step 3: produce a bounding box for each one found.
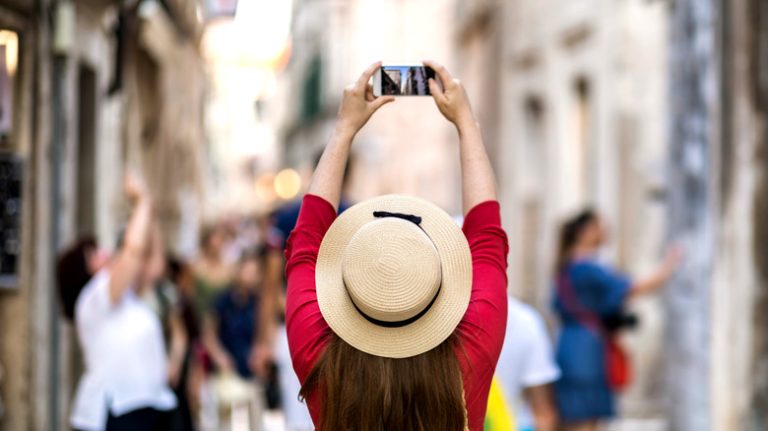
[495,297,561,431]
[70,174,177,431]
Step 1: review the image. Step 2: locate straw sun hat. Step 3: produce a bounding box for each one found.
[316,195,472,359]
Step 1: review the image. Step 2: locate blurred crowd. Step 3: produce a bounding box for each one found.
[56,174,317,431]
[55,171,678,431]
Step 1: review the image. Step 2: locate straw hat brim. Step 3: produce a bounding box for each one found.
[316,195,472,359]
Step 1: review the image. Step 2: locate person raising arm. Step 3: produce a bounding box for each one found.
[286,62,508,431]
[71,174,177,431]
[107,174,154,305]
[627,247,682,298]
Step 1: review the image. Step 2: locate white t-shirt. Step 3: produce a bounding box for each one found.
[495,297,561,430]
[70,270,177,431]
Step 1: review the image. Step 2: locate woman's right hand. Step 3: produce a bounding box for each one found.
[123,172,148,204]
[662,244,684,275]
[336,62,395,136]
[424,60,476,129]
[630,244,685,298]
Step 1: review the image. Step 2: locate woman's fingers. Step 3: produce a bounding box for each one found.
[423,60,453,89]
[356,61,382,91]
[428,78,446,103]
[365,83,375,102]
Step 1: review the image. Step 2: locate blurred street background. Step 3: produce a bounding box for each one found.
[0,0,766,430]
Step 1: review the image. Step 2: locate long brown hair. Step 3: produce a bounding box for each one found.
[555,209,597,274]
[300,332,466,431]
[57,235,98,321]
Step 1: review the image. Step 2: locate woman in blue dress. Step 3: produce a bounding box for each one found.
[552,209,680,431]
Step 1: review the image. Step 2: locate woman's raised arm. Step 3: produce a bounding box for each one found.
[424,60,497,214]
[629,245,683,298]
[108,173,154,304]
[307,62,395,209]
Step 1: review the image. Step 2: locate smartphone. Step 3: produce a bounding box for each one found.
[373,65,437,96]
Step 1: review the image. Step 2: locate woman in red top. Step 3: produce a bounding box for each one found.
[285,61,509,431]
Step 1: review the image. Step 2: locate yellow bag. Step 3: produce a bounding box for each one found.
[484,377,516,431]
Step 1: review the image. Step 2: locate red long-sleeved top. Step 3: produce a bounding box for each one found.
[285,194,509,430]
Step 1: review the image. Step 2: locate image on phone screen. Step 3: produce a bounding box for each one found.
[380,66,436,96]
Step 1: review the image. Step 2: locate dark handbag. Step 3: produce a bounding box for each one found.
[557,273,632,391]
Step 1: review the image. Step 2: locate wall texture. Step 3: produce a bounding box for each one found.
[0,1,207,429]
[665,0,717,429]
[713,0,768,428]
[0,1,50,429]
[481,0,670,422]
[748,1,768,427]
[668,0,768,429]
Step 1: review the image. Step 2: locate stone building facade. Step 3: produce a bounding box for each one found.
[0,0,207,429]
[455,0,768,429]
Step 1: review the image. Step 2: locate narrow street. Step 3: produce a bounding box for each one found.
[0,0,766,430]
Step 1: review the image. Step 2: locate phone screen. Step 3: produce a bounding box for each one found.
[380,66,436,96]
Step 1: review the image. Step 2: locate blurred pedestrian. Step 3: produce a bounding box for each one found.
[137,236,188,406]
[286,61,508,431]
[191,222,236,427]
[203,249,266,430]
[488,297,560,431]
[192,224,235,319]
[204,250,263,378]
[553,209,681,431]
[166,256,201,431]
[70,174,177,431]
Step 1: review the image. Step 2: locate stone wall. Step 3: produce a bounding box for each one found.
[712,0,768,423]
[748,0,768,427]
[665,0,717,429]
[0,1,207,429]
[126,0,206,254]
[667,0,768,429]
[0,1,52,429]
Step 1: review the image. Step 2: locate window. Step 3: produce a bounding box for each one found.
[0,29,21,289]
[521,96,546,196]
[520,96,548,306]
[569,76,594,203]
[0,30,19,147]
[0,153,22,288]
[301,55,322,122]
[77,64,97,236]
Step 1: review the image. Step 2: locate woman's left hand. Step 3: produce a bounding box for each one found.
[423,60,475,130]
[336,62,395,136]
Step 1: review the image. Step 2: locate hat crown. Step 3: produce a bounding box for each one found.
[341,218,442,323]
